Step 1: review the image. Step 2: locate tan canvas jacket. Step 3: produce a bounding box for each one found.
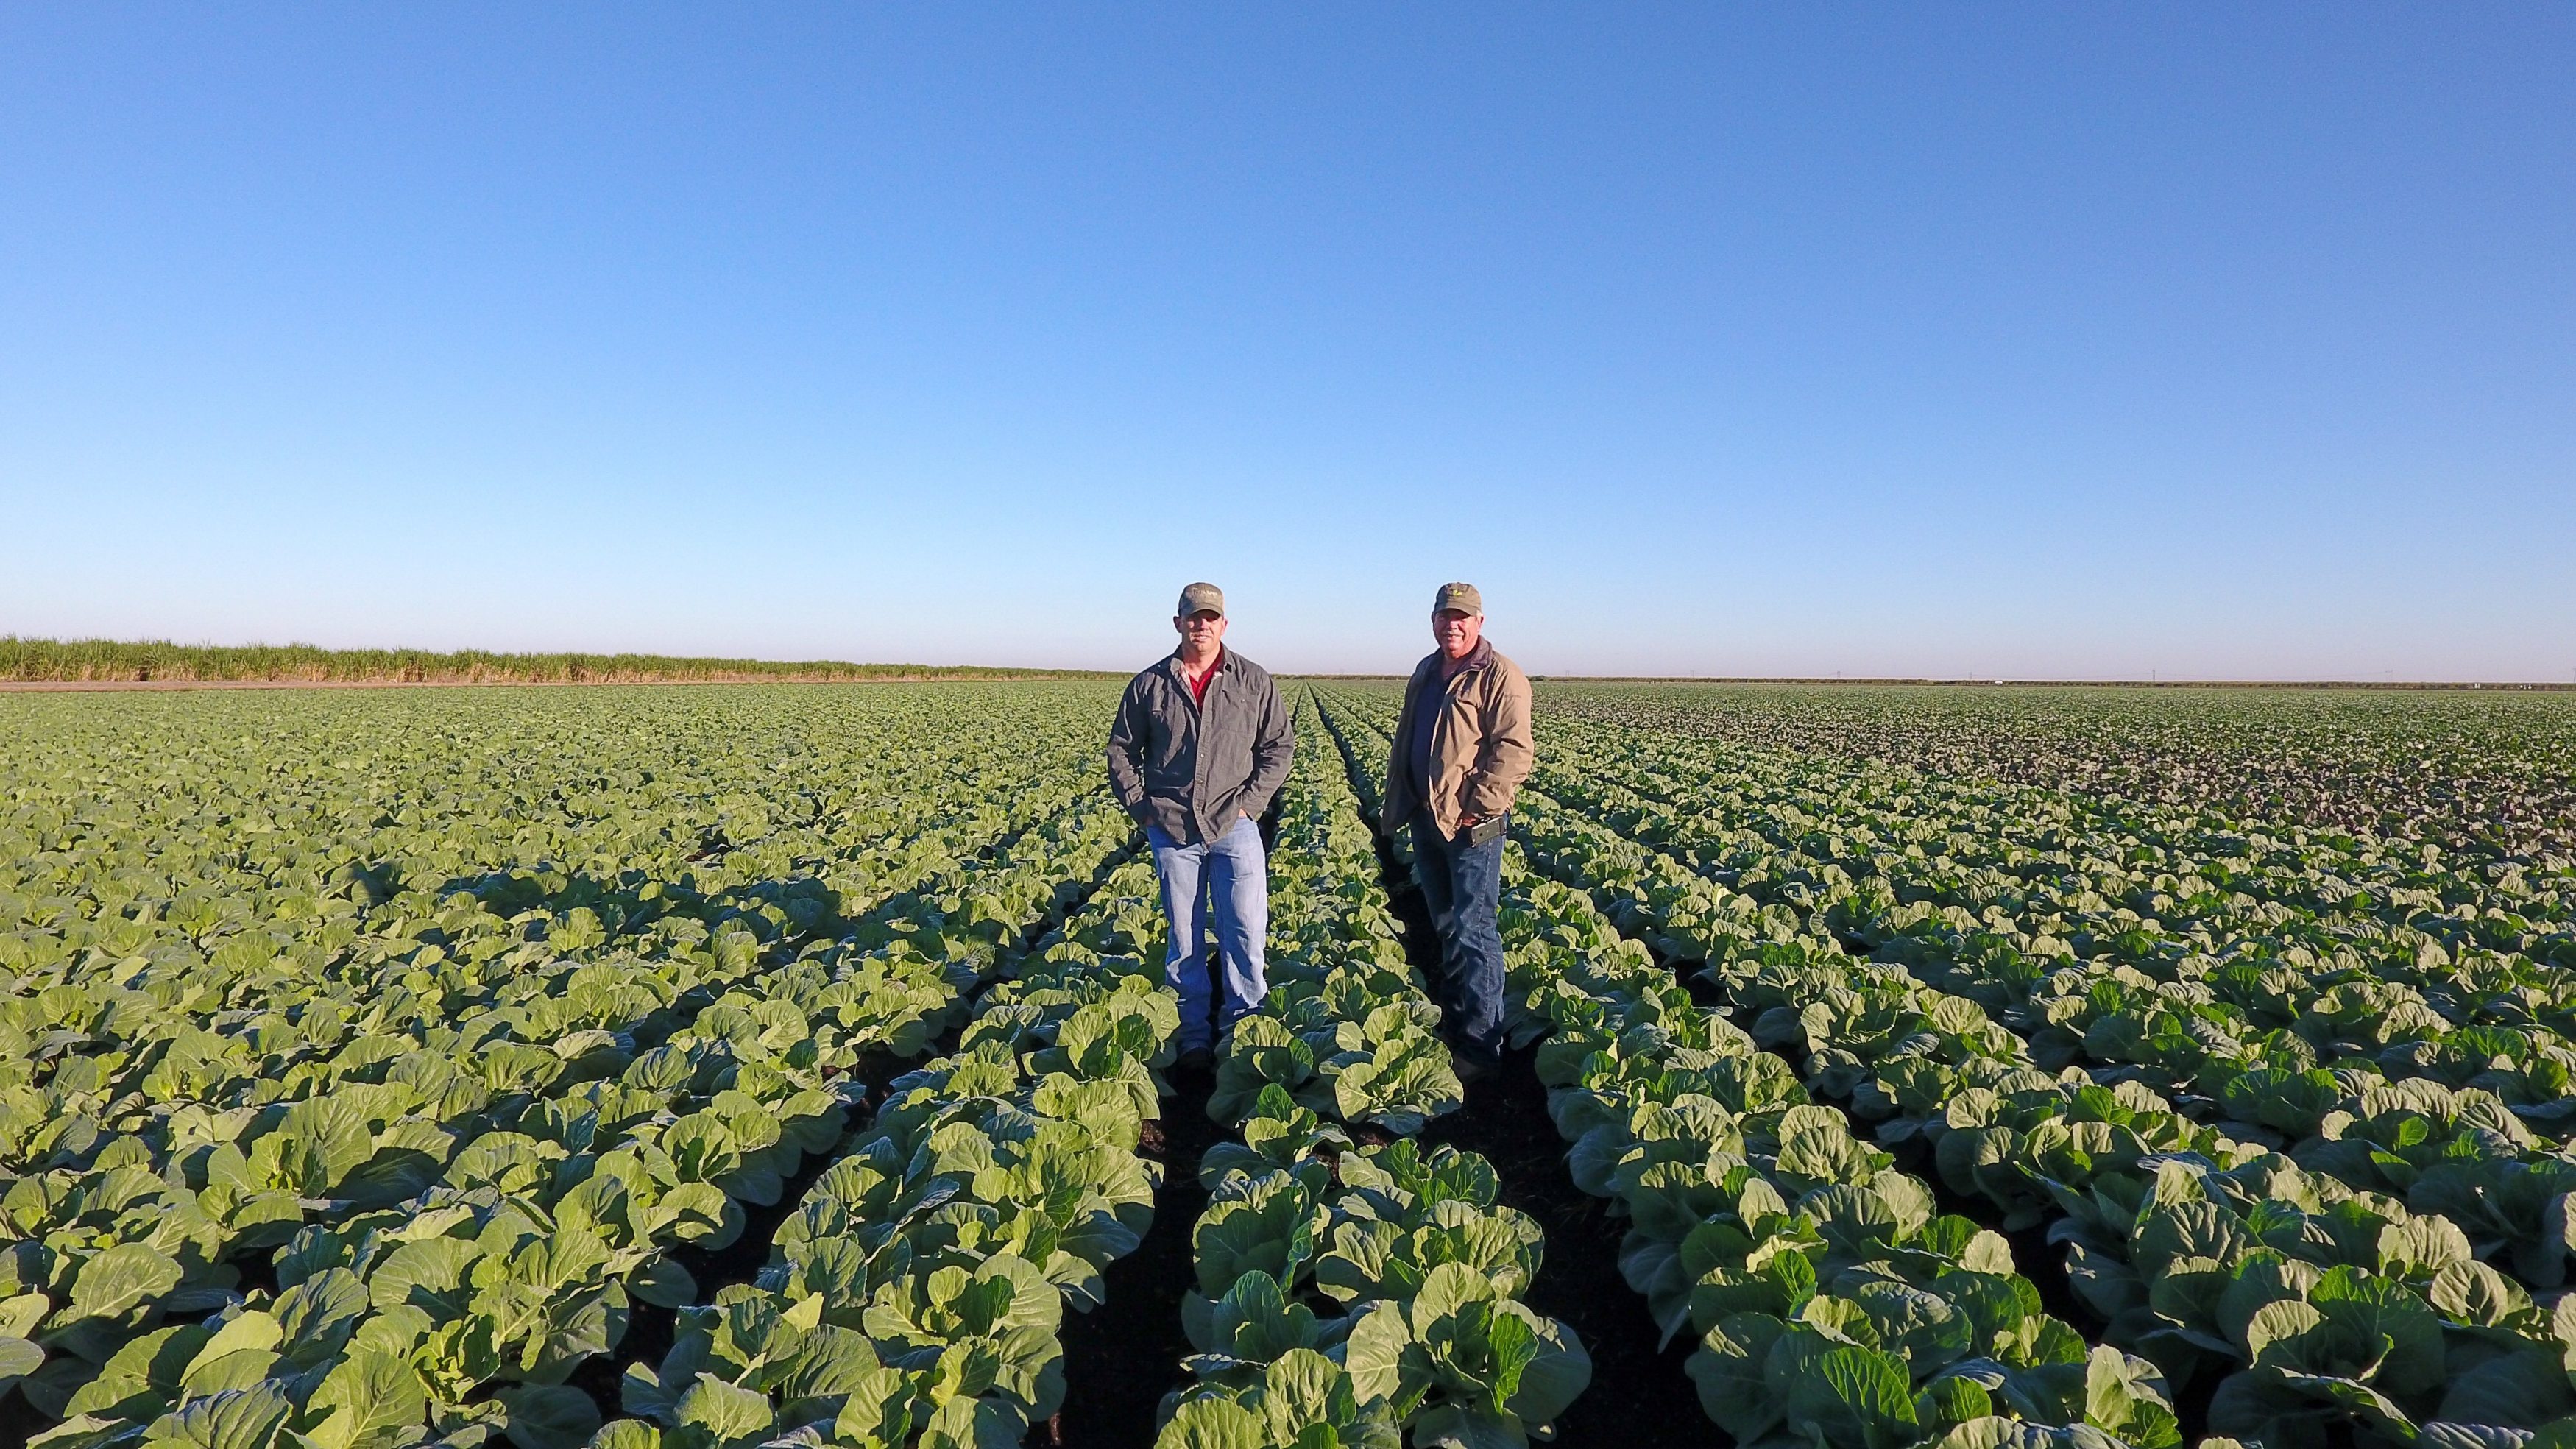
[1381,639,1534,839]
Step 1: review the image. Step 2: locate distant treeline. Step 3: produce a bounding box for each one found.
[1,637,1110,685]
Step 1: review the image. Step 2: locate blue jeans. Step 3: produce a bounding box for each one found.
[1147,815,1269,1052]
[1409,809,1507,1063]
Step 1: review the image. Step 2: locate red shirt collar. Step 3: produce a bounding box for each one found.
[1181,647,1224,704]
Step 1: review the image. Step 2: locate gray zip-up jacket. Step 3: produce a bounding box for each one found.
[1105,649,1295,846]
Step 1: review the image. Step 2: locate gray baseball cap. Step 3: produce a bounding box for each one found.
[1432,581,1483,615]
[1177,582,1226,617]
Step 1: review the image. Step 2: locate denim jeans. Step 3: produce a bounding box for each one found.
[1147,815,1270,1052]
[1409,809,1507,1063]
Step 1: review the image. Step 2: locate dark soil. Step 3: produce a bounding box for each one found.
[562,1045,919,1423]
[1421,1042,1727,1447]
[0,1387,36,1449]
[1610,921,2107,1345]
[1047,1077,1217,1446]
[1390,897,1726,1445]
[1513,782,2231,1446]
[566,845,1156,1432]
[0,829,1157,1449]
[1310,697,1730,1448]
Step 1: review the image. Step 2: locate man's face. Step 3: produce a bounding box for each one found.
[1174,610,1228,651]
[1432,609,1482,659]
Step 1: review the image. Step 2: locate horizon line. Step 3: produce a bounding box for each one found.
[6,635,2573,692]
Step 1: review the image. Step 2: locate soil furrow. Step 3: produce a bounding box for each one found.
[564,829,1147,1425]
[1049,1069,1216,1445]
[1309,691,1723,1448]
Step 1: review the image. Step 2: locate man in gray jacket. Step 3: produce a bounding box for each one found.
[1105,582,1295,1070]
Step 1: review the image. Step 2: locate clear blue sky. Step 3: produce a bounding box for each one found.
[4,6,2570,680]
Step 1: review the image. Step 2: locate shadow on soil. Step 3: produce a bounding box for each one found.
[1046,1069,1218,1447]
[1309,698,1727,1448]
[0,812,1161,1449]
[1506,784,2226,1445]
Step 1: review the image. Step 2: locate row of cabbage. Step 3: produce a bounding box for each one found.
[1524,722,2576,1281]
[1532,717,2576,1136]
[1532,683,2576,862]
[1314,692,2183,1449]
[0,687,1131,1444]
[1454,734,2576,1449]
[10,790,1135,1449]
[0,687,1122,999]
[1154,697,1588,1448]
[601,848,1183,1449]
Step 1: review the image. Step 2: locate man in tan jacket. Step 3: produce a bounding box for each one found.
[1381,581,1533,1081]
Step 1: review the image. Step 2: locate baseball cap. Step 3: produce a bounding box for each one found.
[1177,582,1226,617]
[1432,581,1483,615]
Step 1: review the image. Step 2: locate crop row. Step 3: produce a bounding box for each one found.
[1518,790,2572,1445]
[601,847,1181,1449]
[1154,695,1588,1448]
[0,690,1139,1447]
[1529,718,2576,1118]
[1331,684,2576,1449]
[1534,684,2576,861]
[12,788,1136,1449]
[1315,691,2184,1449]
[1521,720,2576,1287]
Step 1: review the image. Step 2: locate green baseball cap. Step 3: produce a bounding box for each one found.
[1177,581,1226,617]
[1432,581,1483,615]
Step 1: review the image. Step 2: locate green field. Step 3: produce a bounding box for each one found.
[4,682,2572,1449]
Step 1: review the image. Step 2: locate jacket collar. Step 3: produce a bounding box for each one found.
[1424,638,1493,685]
[1166,647,1225,685]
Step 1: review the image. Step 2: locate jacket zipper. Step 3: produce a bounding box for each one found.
[1426,658,1484,796]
